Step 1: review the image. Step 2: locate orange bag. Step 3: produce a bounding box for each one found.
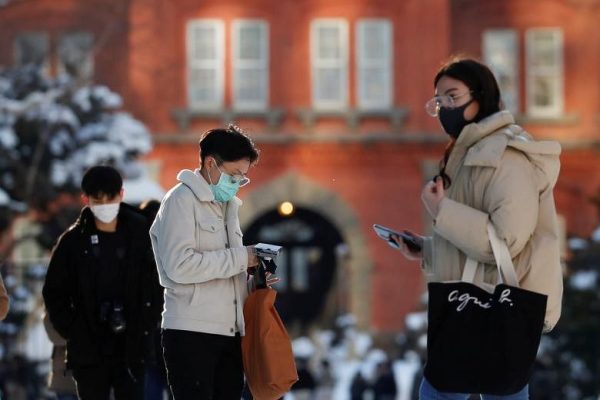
[242,288,298,400]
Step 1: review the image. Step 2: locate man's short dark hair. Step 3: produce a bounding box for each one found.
[199,124,260,165]
[81,165,123,198]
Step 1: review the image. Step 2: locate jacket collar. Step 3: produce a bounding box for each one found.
[443,111,515,178]
[456,110,515,150]
[176,169,243,206]
[458,111,562,187]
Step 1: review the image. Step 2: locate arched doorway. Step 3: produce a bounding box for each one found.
[239,172,373,330]
[244,207,344,328]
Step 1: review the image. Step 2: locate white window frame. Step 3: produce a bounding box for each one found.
[57,31,94,81]
[186,19,224,110]
[14,32,50,74]
[525,28,564,117]
[482,29,519,114]
[232,19,269,111]
[310,18,349,111]
[356,19,393,110]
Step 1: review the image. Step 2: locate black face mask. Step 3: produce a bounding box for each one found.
[438,99,475,138]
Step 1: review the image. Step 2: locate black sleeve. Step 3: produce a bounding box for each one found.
[142,230,163,328]
[149,245,164,326]
[42,234,77,339]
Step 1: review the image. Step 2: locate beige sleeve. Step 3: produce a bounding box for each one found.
[420,236,434,275]
[434,151,539,263]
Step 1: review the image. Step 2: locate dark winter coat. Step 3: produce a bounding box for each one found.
[42,203,163,368]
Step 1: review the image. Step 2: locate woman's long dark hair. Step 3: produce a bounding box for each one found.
[434,58,502,188]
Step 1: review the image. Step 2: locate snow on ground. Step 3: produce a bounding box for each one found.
[0,188,8,205]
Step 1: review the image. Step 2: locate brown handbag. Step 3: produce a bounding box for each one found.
[241,288,298,400]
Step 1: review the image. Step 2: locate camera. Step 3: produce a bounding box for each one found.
[254,243,282,260]
[99,301,127,334]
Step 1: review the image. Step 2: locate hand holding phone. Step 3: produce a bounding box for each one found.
[372,224,422,252]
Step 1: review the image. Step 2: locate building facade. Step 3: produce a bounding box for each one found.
[2,0,600,333]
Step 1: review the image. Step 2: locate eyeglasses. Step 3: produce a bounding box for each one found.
[425,91,473,117]
[215,164,251,187]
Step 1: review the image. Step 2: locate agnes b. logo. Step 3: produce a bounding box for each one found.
[498,289,514,307]
[447,288,514,312]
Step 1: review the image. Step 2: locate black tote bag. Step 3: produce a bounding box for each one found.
[424,223,547,395]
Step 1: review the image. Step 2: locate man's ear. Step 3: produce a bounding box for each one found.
[119,188,125,202]
[81,194,89,206]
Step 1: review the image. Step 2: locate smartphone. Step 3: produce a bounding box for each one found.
[372,224,422,252]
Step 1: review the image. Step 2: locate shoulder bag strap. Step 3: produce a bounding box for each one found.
[486,222,519,287]
[461,222,519,288]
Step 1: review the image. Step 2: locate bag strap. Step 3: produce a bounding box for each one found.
[462,258,478,283]
[486,222,519,287]
[461,222,519,288]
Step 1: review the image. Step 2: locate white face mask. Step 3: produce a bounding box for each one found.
[90,203,120,223]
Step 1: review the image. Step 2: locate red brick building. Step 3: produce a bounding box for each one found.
[2,0,600,334]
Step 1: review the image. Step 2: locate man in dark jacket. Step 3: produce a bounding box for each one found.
[43,165,162,400]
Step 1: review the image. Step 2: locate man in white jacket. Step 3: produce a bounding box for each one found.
[150,125,260,400]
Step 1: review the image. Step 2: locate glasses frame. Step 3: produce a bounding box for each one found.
[425,91,473,117]
[213,157,251,187]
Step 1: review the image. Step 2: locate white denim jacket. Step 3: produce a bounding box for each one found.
[150,169,250,336]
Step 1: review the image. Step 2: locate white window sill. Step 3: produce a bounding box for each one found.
[296,107,409,130]
[171,107,284,131]
[515,113,579,126]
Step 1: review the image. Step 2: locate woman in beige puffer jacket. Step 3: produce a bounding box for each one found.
[396,58,563,398]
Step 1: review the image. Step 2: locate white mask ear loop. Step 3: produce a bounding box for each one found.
[206,157,218,185]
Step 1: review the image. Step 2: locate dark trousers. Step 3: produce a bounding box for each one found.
[162,329,244,400]
[72,361,143,400]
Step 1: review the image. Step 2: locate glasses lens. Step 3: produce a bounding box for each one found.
[229,174,249,186]
[439,95,454,108]
[238,177,250,187]
[425,98,441,117]
[425,95,459,117]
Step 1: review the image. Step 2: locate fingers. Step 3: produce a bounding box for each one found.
[266,276,280,288]
[398,240,409,254]
[265,272,280,287]
[389,233,401,248]
[422,177,444,201]
[398,237,423,261]
[435,176,444,194]
[424,180,437,193]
